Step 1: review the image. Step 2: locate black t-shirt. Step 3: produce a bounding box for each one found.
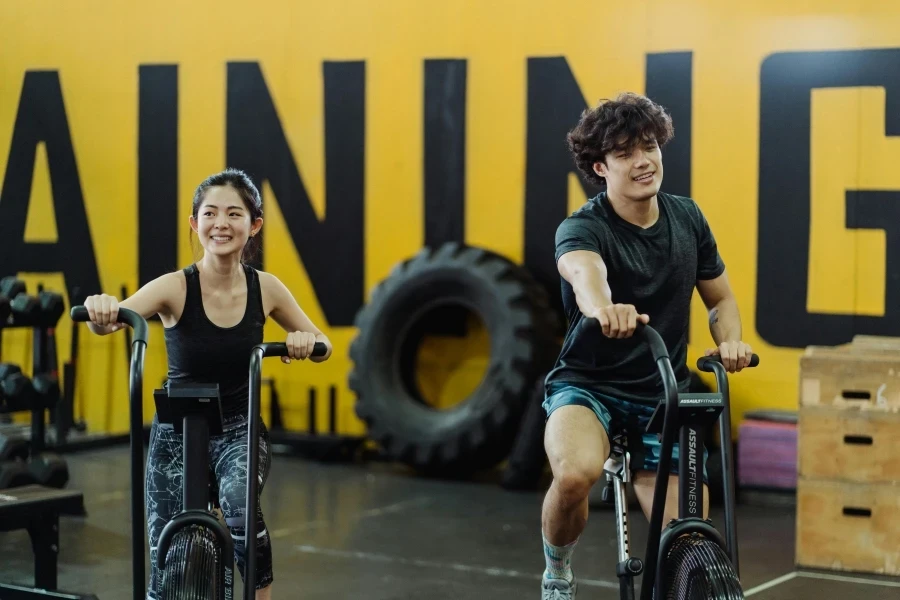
[545,191,725,404]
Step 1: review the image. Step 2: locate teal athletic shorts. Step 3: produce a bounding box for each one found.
[543,382,709,482]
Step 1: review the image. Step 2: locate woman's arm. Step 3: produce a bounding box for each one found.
[260,272,332,362]
[83,273,179,335]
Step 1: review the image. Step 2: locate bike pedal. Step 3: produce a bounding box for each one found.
[616,557,644,577]
[627,558,643,575]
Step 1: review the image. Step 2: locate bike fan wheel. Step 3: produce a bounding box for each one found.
[159,525,228,600]
[663,534,743,599]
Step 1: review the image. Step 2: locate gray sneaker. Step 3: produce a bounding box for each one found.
[542,576,577,599]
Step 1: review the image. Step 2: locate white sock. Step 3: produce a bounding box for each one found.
[542,531,577,582]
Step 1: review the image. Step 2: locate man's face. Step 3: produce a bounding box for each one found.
[593,137,663,201]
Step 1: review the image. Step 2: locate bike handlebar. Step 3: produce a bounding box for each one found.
[633,322,669,362]
[581,318,669,360]
[70,305,149,345]
[244,338,327,599]
[254,341,328,358]
[698,353,760,370]
[70,303,148,600]
[581,317,760,370]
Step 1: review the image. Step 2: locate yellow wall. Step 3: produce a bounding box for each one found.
[1,1,898,437]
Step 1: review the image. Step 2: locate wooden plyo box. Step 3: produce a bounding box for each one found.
[796,339,900,575]
[799,346,900,412]
[798,407,900,483]
[795,478,900,575]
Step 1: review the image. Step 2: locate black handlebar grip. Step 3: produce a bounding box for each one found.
[579,317,668,362]
[633,322,669,362]
[697,354,760,372]
[258,341,328,358]
[70,305,149,346]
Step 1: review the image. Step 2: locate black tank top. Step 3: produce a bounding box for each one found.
[163,263,266,421]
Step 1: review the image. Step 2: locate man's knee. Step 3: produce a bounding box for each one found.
[553,460,604,506]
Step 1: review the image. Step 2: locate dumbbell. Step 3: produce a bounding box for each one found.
[0,459,38,489]
[28,453,69,488]
[0,433,30,461]
[32,373,61,409]
[0,364,36,413]
[0,277,26,299]
[0,294,9,323]
[9,293,41,323]
[38,291,65,327]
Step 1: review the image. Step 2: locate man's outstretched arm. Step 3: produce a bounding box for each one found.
[558,250,649,338]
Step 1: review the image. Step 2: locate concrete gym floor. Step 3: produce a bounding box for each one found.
[1,447,898,599]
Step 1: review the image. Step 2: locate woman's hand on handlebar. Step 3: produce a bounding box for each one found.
[283,330,320,363]
[84,294,124,335]
[591,304,650,339]
[704,340,753,373]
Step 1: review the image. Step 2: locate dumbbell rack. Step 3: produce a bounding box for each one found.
[0,277,70,490]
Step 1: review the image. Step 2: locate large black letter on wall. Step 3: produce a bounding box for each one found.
[0,71,101,304]
[424,59,467,248]
[524,57,601,313]
[646,51,694,340]
[646,52,692,200]
[226,61,365,326]
[138,65,179,287]
[757,49,900,347]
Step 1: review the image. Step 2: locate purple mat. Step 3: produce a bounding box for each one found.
[738,419,798,489]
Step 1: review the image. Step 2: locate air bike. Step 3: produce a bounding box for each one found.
[70,306,325,599]
[595,322,759,599]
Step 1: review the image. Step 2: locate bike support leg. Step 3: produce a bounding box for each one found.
[606,452,642,600]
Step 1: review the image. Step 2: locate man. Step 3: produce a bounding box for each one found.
[539,92,753,599]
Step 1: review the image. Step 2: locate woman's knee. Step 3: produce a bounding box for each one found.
[217,474,250,521]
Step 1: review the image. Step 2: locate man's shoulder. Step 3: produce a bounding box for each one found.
[558,194,609,228]
[659,192,706,226]
[659,191,700,211]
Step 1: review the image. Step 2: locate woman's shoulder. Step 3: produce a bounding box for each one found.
[253,268,284,292]
[166,267,190,286]
[140,268,187,293]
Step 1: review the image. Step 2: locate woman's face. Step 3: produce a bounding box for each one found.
[190,185,261,258]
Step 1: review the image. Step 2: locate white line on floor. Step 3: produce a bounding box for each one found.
[292,544,621,590]
[270,496,432,539]
[93,490,128,504]
[743,571,798,596]
[796,571,900,588]
[744,570,900,596]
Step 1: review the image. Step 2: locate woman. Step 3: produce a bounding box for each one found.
[83,168,332,599]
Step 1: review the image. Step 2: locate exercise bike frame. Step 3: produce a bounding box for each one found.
[156,342,326,600]
[71,307,326,600]
[153,382,236,599]
[70,306,149,600]
[244,342,326,600]
[598,323,758,600]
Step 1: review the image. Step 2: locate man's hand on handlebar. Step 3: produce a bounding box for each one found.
[591,304,650,339]
[704,340,753,373]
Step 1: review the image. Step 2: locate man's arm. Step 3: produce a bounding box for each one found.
[558,250,648,338]
[696,271,752,371]
[558,250,613,317]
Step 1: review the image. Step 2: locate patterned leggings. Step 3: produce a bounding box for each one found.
[145,415,273,599]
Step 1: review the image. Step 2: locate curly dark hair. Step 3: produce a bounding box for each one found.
[567,92,674,187]
[191,168,264,263]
